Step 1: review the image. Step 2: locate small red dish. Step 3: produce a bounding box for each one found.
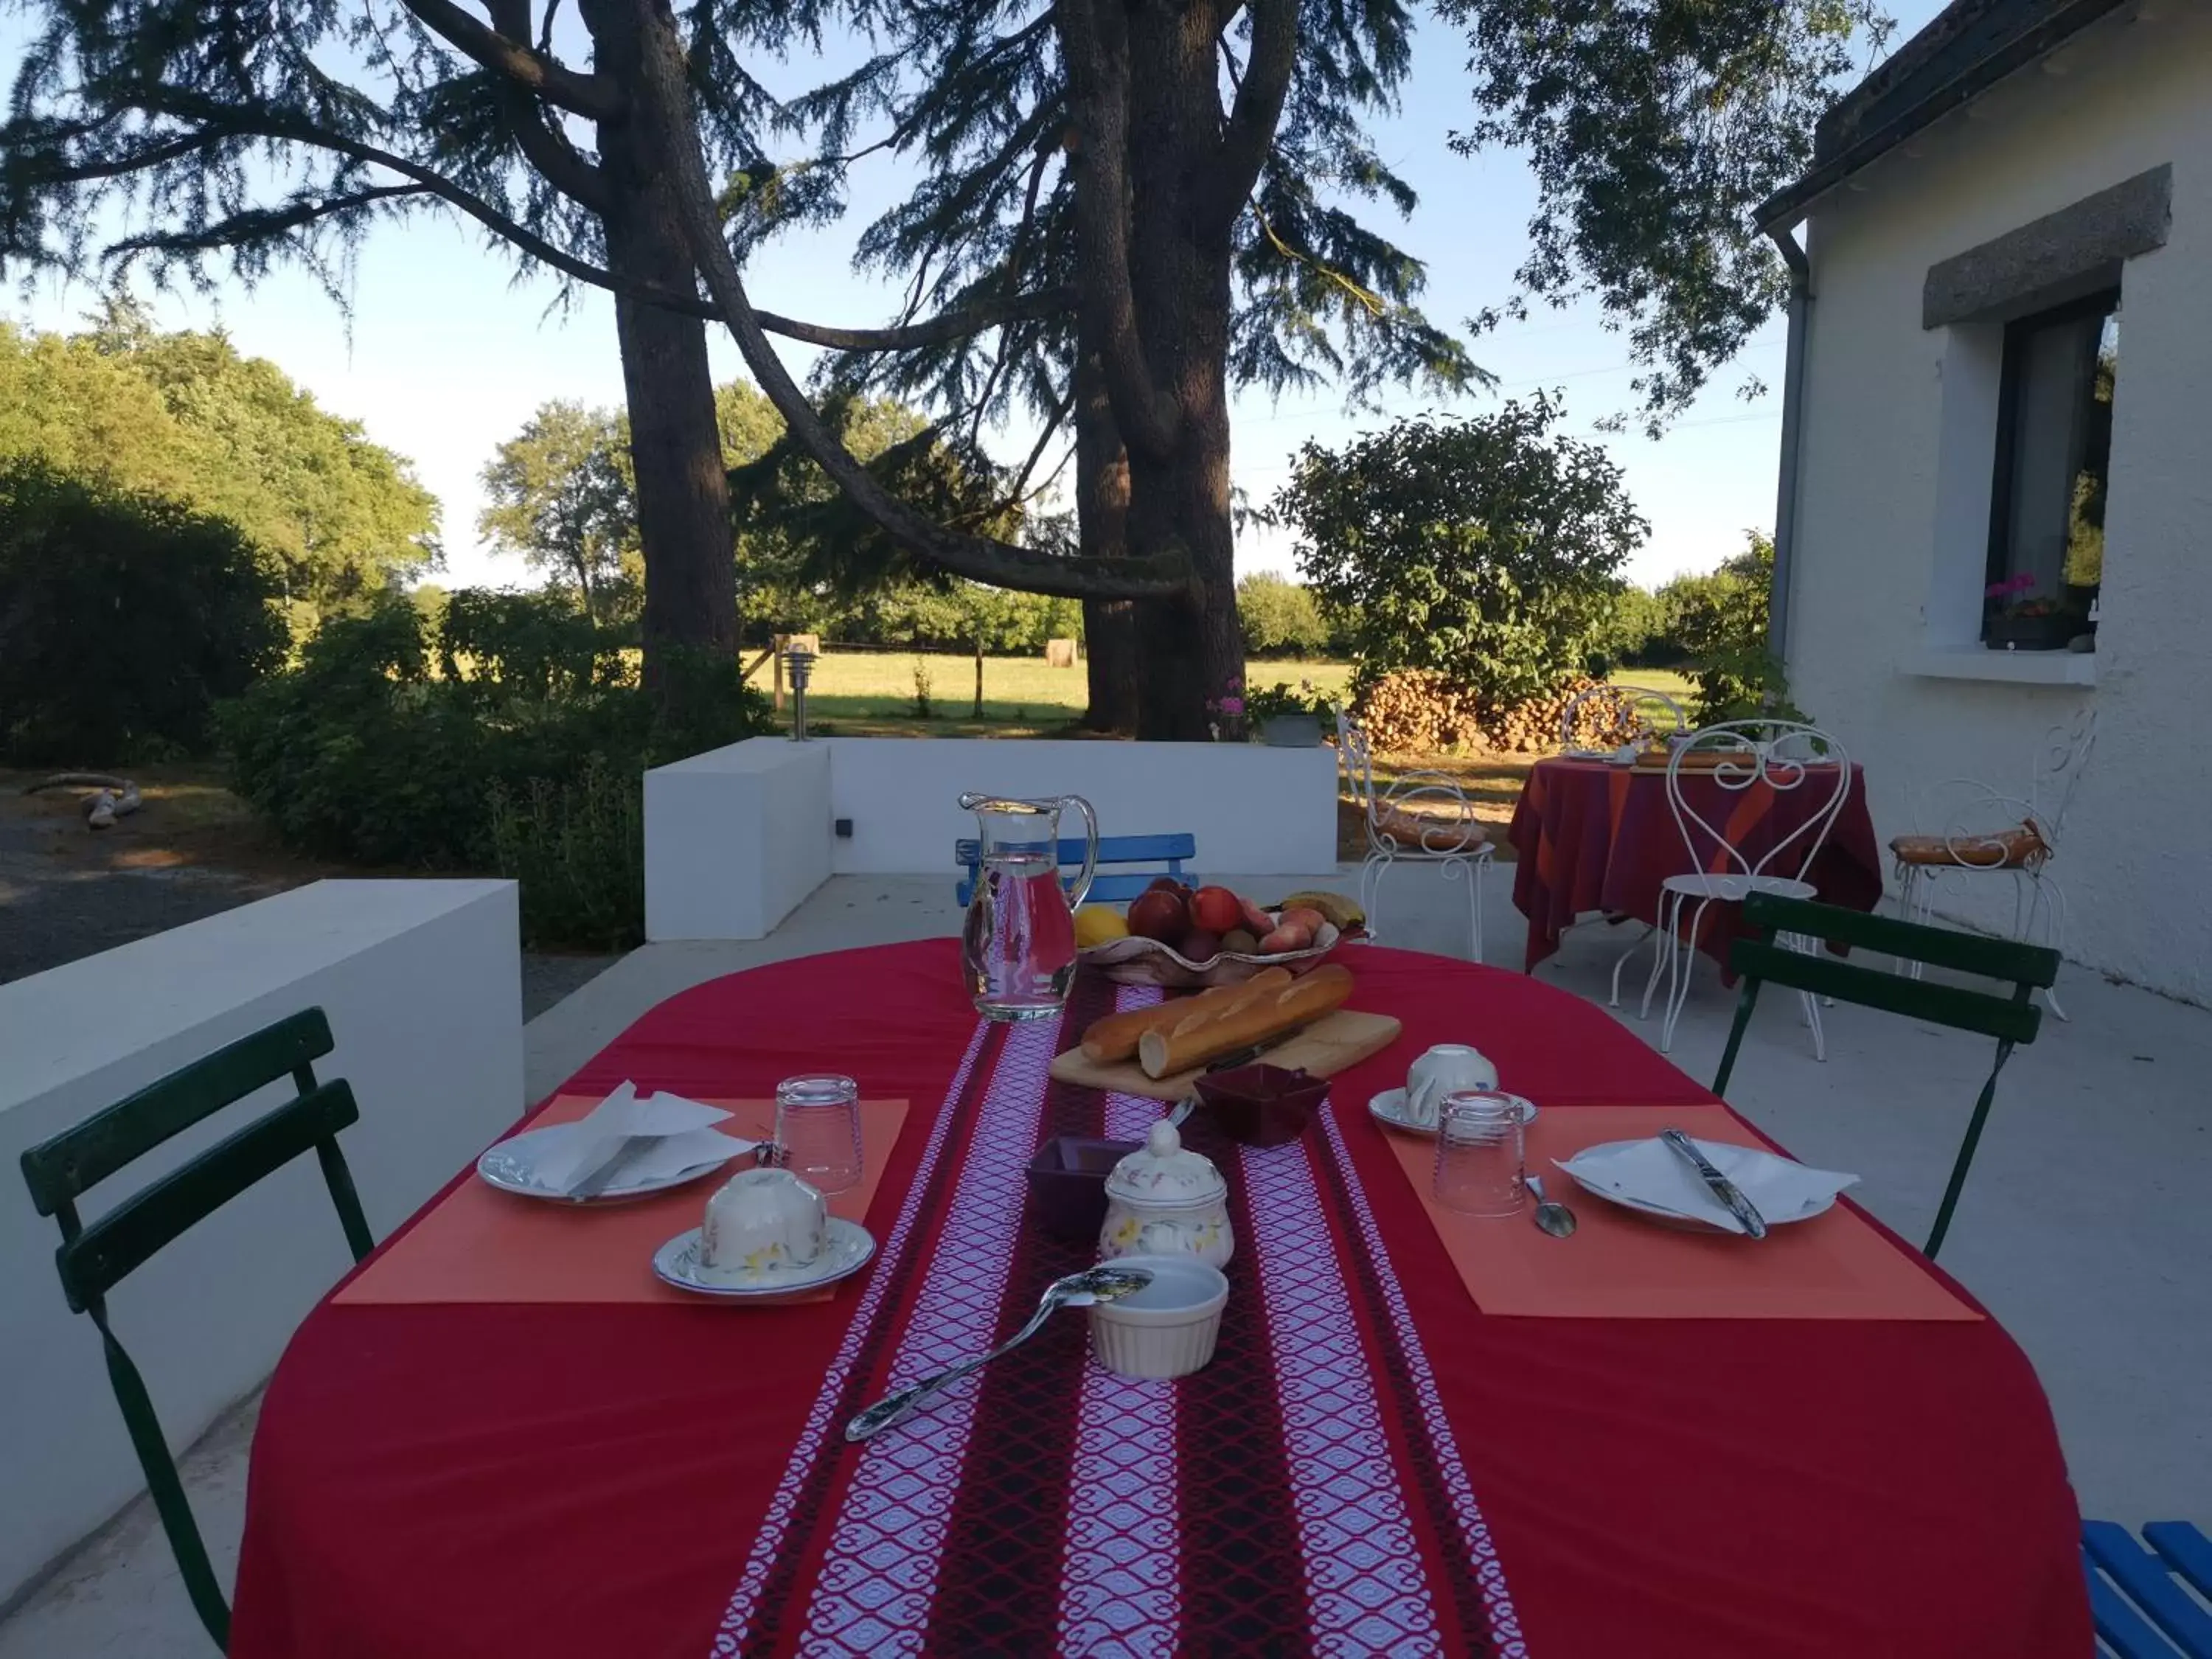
[1193,1064,1330,1148]
[1025,1135,1142,1241]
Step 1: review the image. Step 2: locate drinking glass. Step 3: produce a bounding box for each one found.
[775,1074,863,1194]
[1432,1091,1525,1217]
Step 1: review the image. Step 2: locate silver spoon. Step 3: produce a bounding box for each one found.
[844,1265,1153,1442]
[1527,1175,1577,1238]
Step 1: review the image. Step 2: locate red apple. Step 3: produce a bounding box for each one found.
[1239,897,1276,937]
[1127,888,1188,942]
[1190,885,1243,935]
[1178,928,1222,964]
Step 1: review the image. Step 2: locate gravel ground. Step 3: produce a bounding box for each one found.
[0,773,613,1020]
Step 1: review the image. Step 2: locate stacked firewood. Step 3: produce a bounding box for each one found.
[1353,673,1642,756]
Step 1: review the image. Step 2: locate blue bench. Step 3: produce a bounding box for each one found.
[955,832,1197,908]
[2084,1520,2212,1658]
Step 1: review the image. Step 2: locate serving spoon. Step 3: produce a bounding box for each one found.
[844,1265,1152,1441]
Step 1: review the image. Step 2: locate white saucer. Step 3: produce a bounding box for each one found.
[1368,1088,1538,1138]
[476,1124,747,1206]
[652,1217,877,1300]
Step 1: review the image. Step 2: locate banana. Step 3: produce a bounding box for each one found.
[1272,889,1366,930]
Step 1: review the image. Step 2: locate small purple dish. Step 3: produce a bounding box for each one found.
[1194,1064,1330,1148]
[1026,1135,1142,1241]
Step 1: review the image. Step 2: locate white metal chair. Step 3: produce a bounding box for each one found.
[1558,683,1688,752]
[1890,707,2096,1020]
[1630,720,1854,1055]
[1336,709,1494,961]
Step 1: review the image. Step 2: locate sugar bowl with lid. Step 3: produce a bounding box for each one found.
[1099,1119,1234,1269]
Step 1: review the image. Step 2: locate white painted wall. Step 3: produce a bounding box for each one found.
[644,737,831,940]
[822,736,1340,877]
[0,880,524,1604]
[1787,4,2212,1003]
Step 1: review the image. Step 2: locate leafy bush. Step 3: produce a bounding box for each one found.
[224,592,771,943]
[1277,397,1646,721]
[1662,533,1802,723]
[1237,573,1332,657]
[0,459,285,763]
[487,758,644,952]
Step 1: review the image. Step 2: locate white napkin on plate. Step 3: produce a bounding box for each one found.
[1555,1136,1859,1234]
[528,1081,755,1195]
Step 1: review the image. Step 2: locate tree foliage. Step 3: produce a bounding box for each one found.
[1446,0,1891,428]
[1278,397,1647,713]
[478,400,638,624]
[0,457,287,762]
[1660,530,1797,722]
[1237,572,1334,658]
[0,302,438,617]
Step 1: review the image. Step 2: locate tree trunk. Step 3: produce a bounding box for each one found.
[1121,4,1245,742]
[585,0,737,700]
[1075,351,1141,733]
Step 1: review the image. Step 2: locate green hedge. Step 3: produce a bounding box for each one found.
[224,595,770,947]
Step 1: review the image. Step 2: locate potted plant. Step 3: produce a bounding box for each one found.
[1983,575,2085,651]
[1243,678,1330,746]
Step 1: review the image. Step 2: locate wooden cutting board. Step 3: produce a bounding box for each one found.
[1048,1009,1405,1102]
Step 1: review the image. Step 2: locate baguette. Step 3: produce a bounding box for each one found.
[1138,964,1355,1079]
[1079,968,1291,1062]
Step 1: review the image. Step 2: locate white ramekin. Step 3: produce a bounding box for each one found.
[1088,1254,1230,1380]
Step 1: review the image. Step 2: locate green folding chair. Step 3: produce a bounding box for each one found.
[1714,891,2059,1259]
[18,1008,375,1652]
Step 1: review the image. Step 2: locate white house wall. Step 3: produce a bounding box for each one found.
[1787,4,2212,1003]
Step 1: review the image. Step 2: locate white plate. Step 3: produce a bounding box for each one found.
[1368,1087,1537,1138]
[476,1124,747,1206]
[652,1217,877,1300]
[1555,1138,1848,1234]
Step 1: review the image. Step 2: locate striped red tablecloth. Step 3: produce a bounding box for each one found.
[227,940,2087,1658]
[1509,757,1885,975]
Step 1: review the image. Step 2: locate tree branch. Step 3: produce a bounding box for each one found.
[485,0,608,210]
[627,0,1186,600]
[1057,0,1182,460]
[398,0,619,118]
[1208,0,1298,232]
[105,184,431,258]
[50,95,1068,353]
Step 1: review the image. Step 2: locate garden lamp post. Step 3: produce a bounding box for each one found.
[785,647,818,740]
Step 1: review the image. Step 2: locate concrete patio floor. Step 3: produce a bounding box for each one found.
[7,861,2207,1655]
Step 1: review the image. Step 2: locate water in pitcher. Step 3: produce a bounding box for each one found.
[961,851,1079,1020]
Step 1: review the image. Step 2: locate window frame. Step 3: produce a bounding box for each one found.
[1982,285,2120,633]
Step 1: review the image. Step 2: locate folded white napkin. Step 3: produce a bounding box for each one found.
[1555,1136,1859,1235]
[529,1081,755,1195]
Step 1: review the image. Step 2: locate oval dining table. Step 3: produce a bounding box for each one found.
[226,939,2088,1659]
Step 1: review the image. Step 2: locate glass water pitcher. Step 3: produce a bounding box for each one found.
[959,791,1099,1020]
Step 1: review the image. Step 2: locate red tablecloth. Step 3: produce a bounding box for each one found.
[1509,759,1886,975]
[229,941,2087,1659]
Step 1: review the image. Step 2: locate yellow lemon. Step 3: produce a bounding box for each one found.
[1074,907,1130,947]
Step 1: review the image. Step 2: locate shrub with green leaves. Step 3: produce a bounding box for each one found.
[224,591,770,944]
[0,459,285,763]
[1276,397,1647,721]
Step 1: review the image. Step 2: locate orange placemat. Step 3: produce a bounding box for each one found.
[337,1096,909,1306]
[1383,1103,1981,1321]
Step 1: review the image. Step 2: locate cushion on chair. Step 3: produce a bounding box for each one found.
[1889,820,2048,871]
[1373,805,1487,854]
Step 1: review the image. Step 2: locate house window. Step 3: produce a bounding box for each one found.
[1985,291,2118,641]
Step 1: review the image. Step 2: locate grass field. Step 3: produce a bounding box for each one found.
[752,650,1354,738]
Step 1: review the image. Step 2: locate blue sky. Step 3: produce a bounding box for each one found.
[1,2,1942,592]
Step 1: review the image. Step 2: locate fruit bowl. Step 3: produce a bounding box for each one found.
[1078,922,1359,989]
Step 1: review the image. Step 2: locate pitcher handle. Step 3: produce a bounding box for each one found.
[1060,795,1100,910]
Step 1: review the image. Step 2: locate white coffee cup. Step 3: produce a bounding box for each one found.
[702,1167,828,1276]
[1405,1043,1500,1127]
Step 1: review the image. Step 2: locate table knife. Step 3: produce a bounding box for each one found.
[566,1134,653,1201]
[1658,1128,1768,1239]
